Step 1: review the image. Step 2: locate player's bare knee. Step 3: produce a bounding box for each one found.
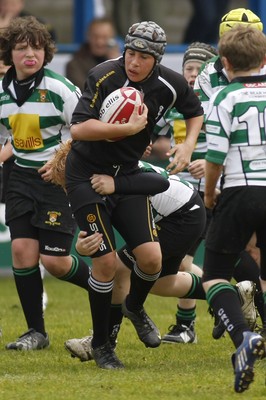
[12,240,39,267]
[90,253,117,280]
[41,255,72,277]
[137,253,162,274]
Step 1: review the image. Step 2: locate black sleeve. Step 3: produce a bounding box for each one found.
[114,172,169,195]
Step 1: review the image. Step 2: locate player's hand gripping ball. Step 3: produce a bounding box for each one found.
[99,86,144,141]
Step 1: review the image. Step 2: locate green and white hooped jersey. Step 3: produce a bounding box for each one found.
[205,78,266,188]
[194,56,266,119]
[0,68,81,168]
[194,56,229,118]
[138,160,195,222]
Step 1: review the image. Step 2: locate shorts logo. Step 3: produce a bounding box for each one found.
[45,211,61,226]
[87,214,96,223]
[44,245,66,253]
[122,248,137,268]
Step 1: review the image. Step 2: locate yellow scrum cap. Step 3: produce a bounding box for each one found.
[219,8,263,37]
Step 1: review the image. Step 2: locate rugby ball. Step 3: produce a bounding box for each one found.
[99,87,144,141]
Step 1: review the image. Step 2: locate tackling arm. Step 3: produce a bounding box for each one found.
[91,171,169,196]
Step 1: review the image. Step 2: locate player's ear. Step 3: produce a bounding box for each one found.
[221,56,231,71]
[261,55,266,68]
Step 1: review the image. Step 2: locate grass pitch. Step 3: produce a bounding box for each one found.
[0,276,265,400]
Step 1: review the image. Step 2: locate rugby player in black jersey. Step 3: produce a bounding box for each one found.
[65,21,203,369]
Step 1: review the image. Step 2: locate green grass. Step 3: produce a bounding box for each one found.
[0,276,265,400]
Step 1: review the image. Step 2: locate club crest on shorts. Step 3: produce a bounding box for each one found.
[45,211,61,226]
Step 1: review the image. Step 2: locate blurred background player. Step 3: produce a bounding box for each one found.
[0,0,56,41]
[65,17,120,91]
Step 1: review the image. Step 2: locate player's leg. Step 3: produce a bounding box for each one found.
[162,256,199,344]
[6,214,49,350]
[39,262,48,311]
[233,248,264,327]
[203,250,265,393]
[40,230,90,291]
[64,252,130,362]
[203,188,266,392]
[64,238,257,362]
[158,191,206,344]
[245,232,261,266]
[113,195,162,348]
[259,249,266,337]
[38,227,91,314]
[72,202,124,369]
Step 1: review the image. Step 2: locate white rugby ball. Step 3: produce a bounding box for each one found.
[99,86,144,141]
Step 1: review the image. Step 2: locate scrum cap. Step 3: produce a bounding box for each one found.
[219,8,263,37]
[182,42,218,67]
[124,21,167,63]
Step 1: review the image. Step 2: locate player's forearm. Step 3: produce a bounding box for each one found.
[184,115,204,149]
[0,141,12,163]
[70,119,136,141]
[205,161,222,194]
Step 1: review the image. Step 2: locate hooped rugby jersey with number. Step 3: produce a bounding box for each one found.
[0,66,81,168]
[205,75,266,188]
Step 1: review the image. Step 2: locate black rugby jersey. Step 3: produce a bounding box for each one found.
[71,56,203,169]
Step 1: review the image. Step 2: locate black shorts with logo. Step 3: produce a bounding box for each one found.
[118,190,206,277]
[72,193,159,257]
[65,148,159,257]
[6,164,76,235]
